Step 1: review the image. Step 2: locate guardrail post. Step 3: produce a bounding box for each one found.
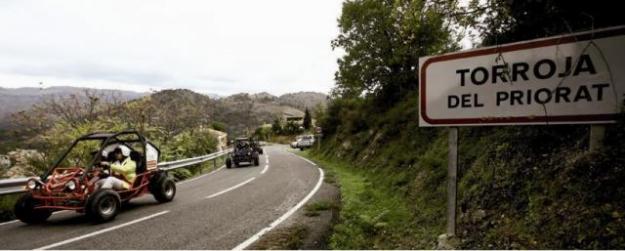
[213,158,217,170]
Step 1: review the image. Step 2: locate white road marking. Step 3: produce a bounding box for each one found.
[205,177,256,199]
[36,210,170,250]
[178,165,226,185]
[294,154,317,166]
[260,155,270,174]
[261,164,269,174]
[233,166,325,250]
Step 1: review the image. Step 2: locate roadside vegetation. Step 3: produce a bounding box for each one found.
[251,225,309,250]
[301,151,429,249]
[311,0,625,249]
[304,200,336,217]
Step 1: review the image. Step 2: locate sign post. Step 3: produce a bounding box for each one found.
[589,124,606,151]
[419,26,625,244]
[447,127,458,236]
[315,127,323,151]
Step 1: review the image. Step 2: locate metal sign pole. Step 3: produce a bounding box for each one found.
[317,134,321,151]
[447,127,458,236]
[589,124,606,151]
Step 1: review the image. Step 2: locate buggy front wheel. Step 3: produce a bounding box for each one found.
[14,194,51,224]
[86,189,121,223]
[226,158,232,168]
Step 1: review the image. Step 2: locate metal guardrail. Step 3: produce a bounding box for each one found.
[158,149,231,170]
[0,177,35,195]
[0,149,231,196]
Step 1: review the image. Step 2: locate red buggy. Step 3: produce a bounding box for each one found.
[14,130,176,223]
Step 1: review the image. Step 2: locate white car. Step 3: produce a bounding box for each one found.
[290,135,303,149]
[296,135,315,150]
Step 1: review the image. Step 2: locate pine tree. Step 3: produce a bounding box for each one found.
[303,108,312,130]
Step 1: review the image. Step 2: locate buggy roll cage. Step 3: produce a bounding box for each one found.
[41,130,161,181]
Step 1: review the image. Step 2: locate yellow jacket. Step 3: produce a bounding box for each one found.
[111,158,137,188]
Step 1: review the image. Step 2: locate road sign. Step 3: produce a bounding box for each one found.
[419,26,625,127]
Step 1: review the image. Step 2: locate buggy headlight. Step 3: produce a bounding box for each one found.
[26,179,38,190]
[65,180,76,191]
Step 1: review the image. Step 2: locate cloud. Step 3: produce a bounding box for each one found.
[0,0,343,95]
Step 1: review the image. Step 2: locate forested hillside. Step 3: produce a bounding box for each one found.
[0,88,327,177]
[311,0,625,249]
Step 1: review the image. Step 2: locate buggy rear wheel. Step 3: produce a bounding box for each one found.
[86,189,121,223]
[150,174,176,203]
[14,194,51,224]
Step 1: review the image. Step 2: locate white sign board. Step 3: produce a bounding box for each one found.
[419,26,625,127]
[146,143,159,170]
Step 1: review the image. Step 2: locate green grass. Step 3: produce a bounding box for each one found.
[304,200,336,217]
[299,151,431,249]
[251,225,309,250]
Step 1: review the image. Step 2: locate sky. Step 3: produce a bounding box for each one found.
[0,1,344,96]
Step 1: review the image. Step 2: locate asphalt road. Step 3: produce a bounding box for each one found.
[0,145,322,250]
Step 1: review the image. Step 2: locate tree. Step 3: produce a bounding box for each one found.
[312,103,325,128]
[473,0,625,46]
[331,0,462,106]
[271,118,282,135]
[303,108,312,130]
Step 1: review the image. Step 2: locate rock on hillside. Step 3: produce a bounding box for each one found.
[0,149,43,178]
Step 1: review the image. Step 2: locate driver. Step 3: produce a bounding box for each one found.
[97,146,136,190]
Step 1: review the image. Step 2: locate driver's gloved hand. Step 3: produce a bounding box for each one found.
[99,169,110,178]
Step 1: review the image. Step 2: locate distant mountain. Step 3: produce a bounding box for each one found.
[277,92,328,111]
[0,86,147,123]
[146,90,327,136]
[250,92,277,102]
[0,86,328,136]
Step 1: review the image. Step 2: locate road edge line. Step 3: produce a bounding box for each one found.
[261,164,269,174]
[36,210,170,250]
[232,165,325,250]
[294,154,317,166]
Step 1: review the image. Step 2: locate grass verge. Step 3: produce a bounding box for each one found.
[251,225,309,250]
[298,151,427,249]
[304,200,337,217]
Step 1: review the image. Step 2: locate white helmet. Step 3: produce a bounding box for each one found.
[102,144,131,158]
